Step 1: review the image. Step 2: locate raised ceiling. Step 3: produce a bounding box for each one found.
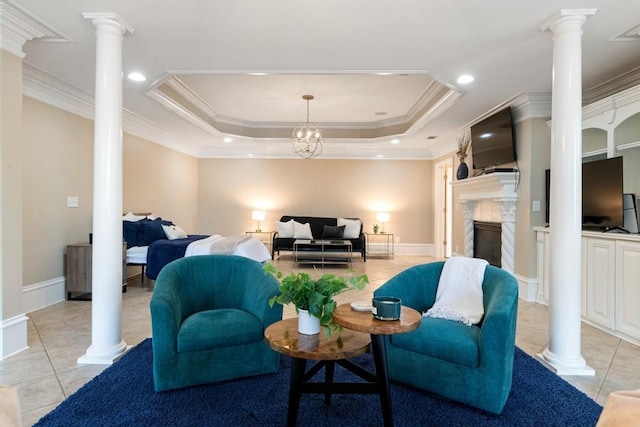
[10,0,640,159]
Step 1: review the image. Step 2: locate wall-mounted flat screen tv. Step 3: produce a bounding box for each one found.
[471,106,517,170]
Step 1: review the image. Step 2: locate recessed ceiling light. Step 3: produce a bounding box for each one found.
[223,137,233,143]
[247,72,268,76]
[377,154,385,158]
[375,72,392,76]
[127,72,146,82]
[391,139,400,144]
[247,154,254,157]
[457,74,475,84]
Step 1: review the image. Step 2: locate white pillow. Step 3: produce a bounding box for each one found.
[162,224,188,240]
[123,211,147,222]
[276,220,295,238]
[337,218,361,239]
[293,221,313,239]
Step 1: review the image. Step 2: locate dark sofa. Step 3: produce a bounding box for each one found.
[272,215,366,261]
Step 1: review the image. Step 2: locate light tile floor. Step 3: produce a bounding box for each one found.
[4,255,640,426]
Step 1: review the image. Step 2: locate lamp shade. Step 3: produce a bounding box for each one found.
[376,212,390,223]
[252,210,266,221]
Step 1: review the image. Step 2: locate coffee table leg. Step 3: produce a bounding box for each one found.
[324,361,335,404]
[288,357,306,427]
[371,334,393,427]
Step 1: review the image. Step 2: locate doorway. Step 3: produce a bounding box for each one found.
[434,158,453,259]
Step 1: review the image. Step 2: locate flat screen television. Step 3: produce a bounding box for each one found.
[471,106,517,170]
[545,157,624,229]
[582,156,624,229]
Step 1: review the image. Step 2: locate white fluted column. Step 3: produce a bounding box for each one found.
[78,13,133,364]
[459,200,476,257]
[539,9,596,375]
[495,200,516,274]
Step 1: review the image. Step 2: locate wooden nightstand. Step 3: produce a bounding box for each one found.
[66,242,127,300]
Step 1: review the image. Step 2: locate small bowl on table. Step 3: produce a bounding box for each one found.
[372,296,401,321]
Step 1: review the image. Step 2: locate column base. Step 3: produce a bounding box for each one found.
[78,340,131,365]
[537,348,595,376]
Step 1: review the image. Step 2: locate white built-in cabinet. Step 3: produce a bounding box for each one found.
[615,240,640,340]
[536,227,640,345]
[582,84,640,196]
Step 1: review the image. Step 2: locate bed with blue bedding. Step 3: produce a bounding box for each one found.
[145,235,208,280]
[123,214,271,281]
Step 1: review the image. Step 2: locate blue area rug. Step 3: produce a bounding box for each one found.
[35,339,602,426]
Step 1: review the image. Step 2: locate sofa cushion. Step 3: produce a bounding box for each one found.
[322,225,345,239]
[338,218,361,238]
[389,316,481,368]
[276,219,295,238]
[177,308,264,352]
[293,221,313,239]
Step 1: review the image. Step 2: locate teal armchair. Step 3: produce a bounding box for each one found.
[150,255,282,392]
[374,261,518,414]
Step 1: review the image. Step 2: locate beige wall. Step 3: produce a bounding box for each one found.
[22,98,198,286]
[197,158,434,244]
[123,134,198,232]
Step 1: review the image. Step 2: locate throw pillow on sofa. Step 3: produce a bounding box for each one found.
[276,219,295,238]
[293,221,313,239]
[321,225,345,239]
[337,218,361,239]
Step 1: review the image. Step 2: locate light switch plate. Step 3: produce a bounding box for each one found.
[532,200,541,212]
[67,196,79,208]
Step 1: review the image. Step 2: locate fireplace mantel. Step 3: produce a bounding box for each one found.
[452,172,519,273]
[452,172,518,202]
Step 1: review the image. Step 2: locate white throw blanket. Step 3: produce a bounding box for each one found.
[424,256,488,326]
[209,234,251,254]
[184,234,271,263]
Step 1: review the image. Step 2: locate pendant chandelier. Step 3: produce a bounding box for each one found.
[291,94,323,159]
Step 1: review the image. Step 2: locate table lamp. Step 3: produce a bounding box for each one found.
[376,212,390,233]
[252,210,265,232]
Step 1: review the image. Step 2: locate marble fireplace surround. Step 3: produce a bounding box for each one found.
[452,172,518,273]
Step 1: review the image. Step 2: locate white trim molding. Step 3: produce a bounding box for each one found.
[0,0,71,58]
[22,276,65,314]
[2,313,29,360]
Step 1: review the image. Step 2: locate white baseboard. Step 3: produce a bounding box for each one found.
[22,276,66,314]
[514,273,538,302]
[393,243,434,256]
[2,314,29,360]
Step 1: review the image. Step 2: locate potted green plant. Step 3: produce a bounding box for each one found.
[264,263,369,336]
[373,223,379,234]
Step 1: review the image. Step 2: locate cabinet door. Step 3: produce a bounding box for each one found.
[615,240,640,340]
[585,238,616,329]
[66,244,92,293]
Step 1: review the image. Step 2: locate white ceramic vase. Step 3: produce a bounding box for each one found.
[298,309,321,335]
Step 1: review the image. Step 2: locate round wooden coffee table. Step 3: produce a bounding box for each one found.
[332,303,421,427]
[265,317,371,427]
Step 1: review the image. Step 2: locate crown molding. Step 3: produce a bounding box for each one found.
[583,66,640,106]
[582,83,640,121]
[22,62,198,157]
[0,0,71,58]
[511,92,552,121]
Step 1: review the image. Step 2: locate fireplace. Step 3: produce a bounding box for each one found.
[452,172,518,273]
[474,221,501,267]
